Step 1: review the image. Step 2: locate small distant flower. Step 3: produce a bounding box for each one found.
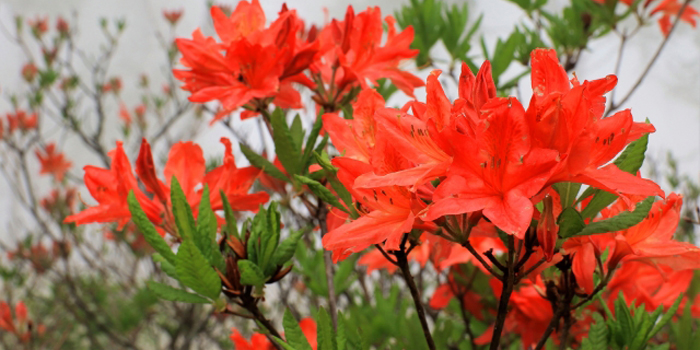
[28,17,48,38]
[6,110,38,133]
[21,63,38,82]
[163,9,183,26]
[134,104,146,120]
[0,301,45,343]
[41,47,57,66]
[56,17,70,36]
[119,103,132,127]
[102,77,122,94]
[41,187,77,217]
[35,143,72,182]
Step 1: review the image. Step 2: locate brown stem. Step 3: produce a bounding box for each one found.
[243,301,283,350]
[533,300,568,350]
[558,314,574,350]
[318,204,338,330]
[396,241,436,350]
[607,0,692,116]
[489,235,515,350]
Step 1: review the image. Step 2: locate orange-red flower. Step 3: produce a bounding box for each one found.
[427,97,559,238]
[230,317,317,350]
[35,143,72,181]
[64,141,161,229]
[6,110,38,133]
[174,1,318,122]
[0,301,44,343]
[525,49,662,204]
[313,6,423,98]
[606,261,693,313]
[65,138,269,232]
[162,9,183,25]
[652,0,700,35]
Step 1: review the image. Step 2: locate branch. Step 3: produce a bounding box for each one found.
[396,240,436,350]
[317,203,338,330]
[607,0,692,116]
[488,235,515,350]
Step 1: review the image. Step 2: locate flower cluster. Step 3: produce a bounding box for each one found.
[174,0,422,121]
[65,138,269,235]
[0,301,44,343]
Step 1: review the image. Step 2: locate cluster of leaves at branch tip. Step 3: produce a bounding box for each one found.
[580,292,682,350]
[127,177,303,305]
[240,106,358,219]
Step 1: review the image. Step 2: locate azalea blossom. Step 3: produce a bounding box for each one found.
[174,0,319,122]
[66,138,269,233]
[35,143,72,182]
[230,317,317,350]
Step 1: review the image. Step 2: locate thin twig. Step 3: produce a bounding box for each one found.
[607,0,693,116]
[396,240,436,350]
[488,235,515,350]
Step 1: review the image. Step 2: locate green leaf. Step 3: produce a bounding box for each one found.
[272,337,300,350]
[290,114,304,151]
[146,281,210,304]
[237,259,267,286]
[580,313,608,350]
[317,308,336,350]
[240,143,289,182]
[260,202,282,275]
[196,185,220,268]
[170,177,196,241]
[221,190,239,239]
[294,175,349,214]
[557,207,586,239]
[272,108,303,176]
[248,207,266,265]
[127,191,176,264]
[175,239,221,300]
[336,313,347,350]
[575,197,654,236]
[614,292,634,345]
[152,253,178,279]
[649,293,683,338]
[302,109,325,170]
[283,309,313,350]
[553,182,581,208]
[313,151,357,218]
[273,229,305,266]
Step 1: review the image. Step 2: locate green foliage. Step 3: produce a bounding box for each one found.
[240,142,290,182]
[295,174,350,214]
[580,133,650,219]
[580,313,609,350]
[127,191,176,264]
[237,259,266,286]
[282,309,314,350]
[146,281,211,304]
[176,239,221,300]
[295,239,358,298]
[170,177,197,241]
[272,107,303,177]
[602,293,683,350]
[557,207,586,239]
[575,196,654,236]
[395,0,444,67]
[395,0,481,67]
